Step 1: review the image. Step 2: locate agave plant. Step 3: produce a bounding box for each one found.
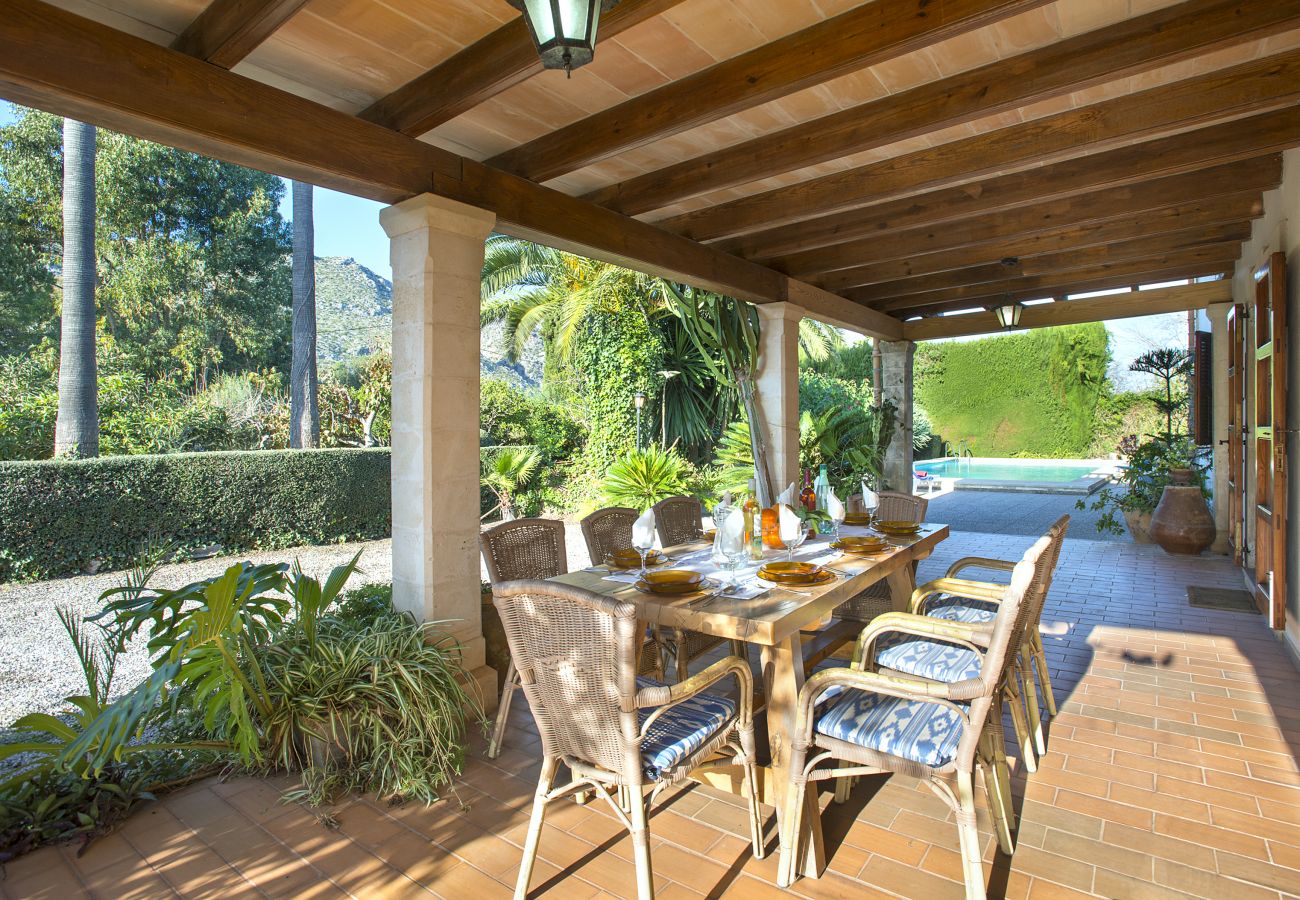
[602,444,691,509]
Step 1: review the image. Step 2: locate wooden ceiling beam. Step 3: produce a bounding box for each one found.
[769,157,1280,277]
[812,196,1260,292]
[486,0,1050,183]
[717,112,1300,261]
[903,280,1233,341]
[661,50,1300,243]
[359,0,686,137]
[860,225,1250,305]
[861,249,1241,313]
[587,0,1300,216]
[0,0,904,340]
[172,0,310,68]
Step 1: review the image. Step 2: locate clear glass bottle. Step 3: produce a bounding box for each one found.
[814,464,831,512]
[743,478,763,559]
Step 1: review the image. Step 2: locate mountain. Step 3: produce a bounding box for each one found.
[314,256,392,362]
[311,256,543,389]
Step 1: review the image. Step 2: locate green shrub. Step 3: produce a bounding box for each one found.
[602,445,691,510]
[0,448,390,582]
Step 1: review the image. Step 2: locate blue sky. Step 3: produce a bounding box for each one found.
[276,186,391,280]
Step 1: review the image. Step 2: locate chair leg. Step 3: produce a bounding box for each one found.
[1004,676,1036,774]
[514,756,559,900]
[980,729,1015,855]
[1031,631,1058,717]
[955,771,988,900]
[628,786,655,900]
[742,746,766,859]
[1020,648,1047,758]
[487,660,518,760]
[674,630,690,683]
[833,776,852,804]
[776,751,810,888]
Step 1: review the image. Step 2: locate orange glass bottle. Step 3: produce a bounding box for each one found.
[799,468,816,511]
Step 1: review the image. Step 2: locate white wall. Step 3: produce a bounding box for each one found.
[1231,147,1300,658]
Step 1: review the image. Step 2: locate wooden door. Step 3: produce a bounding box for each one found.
[1227,303,1247,565]
[1252,252,1287,629]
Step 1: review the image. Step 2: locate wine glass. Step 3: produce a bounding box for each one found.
[860,474,880,525]
[829,503,846,542]
[632,530,656,579]
[782,523,807,562]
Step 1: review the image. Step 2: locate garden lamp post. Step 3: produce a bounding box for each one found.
[634,390,646,451]
[506,0,620,77]
[658,370,679,448]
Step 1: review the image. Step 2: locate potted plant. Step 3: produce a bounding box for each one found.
[1080,434,1209,541]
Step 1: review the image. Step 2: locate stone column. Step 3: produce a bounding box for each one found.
[879,340,915,492]
[380,193,497,709]
[755,302,805,496]
[1205,301,1232,554]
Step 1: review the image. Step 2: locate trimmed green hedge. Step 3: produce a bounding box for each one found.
[0,448,390,583]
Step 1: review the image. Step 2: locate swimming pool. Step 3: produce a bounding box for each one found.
[914,457,1113,494]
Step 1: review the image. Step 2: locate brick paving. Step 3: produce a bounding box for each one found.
[4,531,1298,899]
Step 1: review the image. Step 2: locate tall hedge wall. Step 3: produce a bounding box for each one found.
[0,448,390,582]
[915,323,1110,458]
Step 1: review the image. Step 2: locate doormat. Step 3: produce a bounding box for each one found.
[1187,586,1258,613]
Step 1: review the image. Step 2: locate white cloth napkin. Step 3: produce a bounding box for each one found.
[861,480,880,512]
[827,489,845,524]
[632,507,657,549]
[778,504,801,543]
[776,482,796,507]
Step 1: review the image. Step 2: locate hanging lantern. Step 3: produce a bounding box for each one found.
[507,0,619,77]
[992,300,1023,330]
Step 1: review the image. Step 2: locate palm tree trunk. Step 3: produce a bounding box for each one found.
[54,119,99,459]
[290,180,319,449]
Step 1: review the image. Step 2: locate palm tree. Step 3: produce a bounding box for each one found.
[54,119,99,459]
[480,445,542,520]
[290,180,319,449]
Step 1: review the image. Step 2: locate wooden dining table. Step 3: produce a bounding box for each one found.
[549,521,950,879]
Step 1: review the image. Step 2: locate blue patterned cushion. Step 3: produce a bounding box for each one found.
[924,597,998,624]
[815,689,967,768]
[636,677,736,780]
[875,632,982,683]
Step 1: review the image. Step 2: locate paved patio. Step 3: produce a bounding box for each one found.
[3,530,1297,899]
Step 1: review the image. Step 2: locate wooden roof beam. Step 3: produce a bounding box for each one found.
[359,0,687,137]
[768,157,1280,277]
[588,0,1300,216]
[0,0,903,340]
[661,50,1300,243]
[812,197,1260,292]
[903,280,1233,341]
[863,249,1241,313]
[487,0,1051,183]
[718,112,1300,261]
[172,0,310,68]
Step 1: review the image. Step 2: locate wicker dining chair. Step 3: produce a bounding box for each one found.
[481,517,568,760]
[495,580,764,900]
[651,495,705,546]
[650,495,740,681]
[777,552,1041,899]
[580,506,666,679]
[908,515,1070,770]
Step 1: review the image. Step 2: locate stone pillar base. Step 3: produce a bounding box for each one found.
[461,664,500,716]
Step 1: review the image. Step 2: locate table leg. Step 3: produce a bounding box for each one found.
[885,565,917,613]
[761,635,825,879]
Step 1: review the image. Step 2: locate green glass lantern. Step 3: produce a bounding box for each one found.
[507,0,620,76]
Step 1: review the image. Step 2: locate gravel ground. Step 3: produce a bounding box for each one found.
[0,539,394,725]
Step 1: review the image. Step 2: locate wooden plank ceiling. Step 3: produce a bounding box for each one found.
[16,0,1300,337]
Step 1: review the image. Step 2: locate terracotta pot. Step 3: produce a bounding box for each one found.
[1168,467,1196,486]
[1149,485,1216,555]
[1123,509,1154,544]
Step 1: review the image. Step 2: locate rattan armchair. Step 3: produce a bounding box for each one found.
[651,495,704,546]
[481,517,568,760]
[651,495,738,681]
[777,555,1039,899]
[845,490,929,522]
[580,506,666,679]
[908,515,1069,770]
[494,580,764,900]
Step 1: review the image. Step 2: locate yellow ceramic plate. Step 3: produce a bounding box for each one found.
[875,521,922,536]
[606,548,665,569]
[757,569,836,588]
[701,529,717,541]
[758,561,824,584]
[832,536,889,555]
[636,569,706,594]
[842,513,873,526]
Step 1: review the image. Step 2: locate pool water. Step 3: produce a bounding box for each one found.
[916,459,1101,482]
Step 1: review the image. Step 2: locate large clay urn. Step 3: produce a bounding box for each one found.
[1149,468,1215,555]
